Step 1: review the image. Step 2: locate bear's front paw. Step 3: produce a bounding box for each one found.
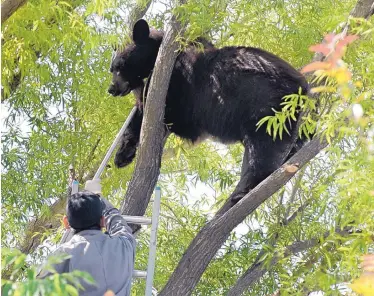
[114,146,137,168]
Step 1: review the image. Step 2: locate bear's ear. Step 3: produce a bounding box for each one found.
[133,19,150,44]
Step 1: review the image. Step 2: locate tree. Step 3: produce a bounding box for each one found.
[2,0,374,295]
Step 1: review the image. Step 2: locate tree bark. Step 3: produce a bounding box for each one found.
[1,0,27,24]
[159,1,373,294]
[349,0,374,19]
[120,2,187,219]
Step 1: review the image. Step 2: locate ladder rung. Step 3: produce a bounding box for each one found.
[122,215,152,225]
[133,270,147,278]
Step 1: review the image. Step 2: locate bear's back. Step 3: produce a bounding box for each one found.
[164,44,308,143]
[193,46,307,92]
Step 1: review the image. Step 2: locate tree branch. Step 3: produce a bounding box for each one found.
[253,194,312,267]
[349,0,374,19]
[226,194,316,296]
[128,0,153,28]
[1,0,27,24]
[19,164,78,256]
[159,1,373,294]
[159,137,328,295]
[227,227,353,295]
[282,168,305,223]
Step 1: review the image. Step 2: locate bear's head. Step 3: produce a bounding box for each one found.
[108,20,163,96]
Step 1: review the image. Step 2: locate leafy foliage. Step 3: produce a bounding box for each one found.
[1,248,94,296]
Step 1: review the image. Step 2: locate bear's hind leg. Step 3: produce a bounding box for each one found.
[230,131,296,202]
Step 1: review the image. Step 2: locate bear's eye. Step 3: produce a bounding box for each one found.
[116,71,120,76]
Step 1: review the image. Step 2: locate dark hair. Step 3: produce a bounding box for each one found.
[66,191,103,233]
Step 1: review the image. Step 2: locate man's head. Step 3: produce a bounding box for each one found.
[63,191,104,232]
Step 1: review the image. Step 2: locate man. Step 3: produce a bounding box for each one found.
[37,187,136,296]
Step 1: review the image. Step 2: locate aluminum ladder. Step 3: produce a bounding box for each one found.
[65,107,161,295]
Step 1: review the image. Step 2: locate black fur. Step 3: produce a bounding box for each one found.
[109,20,309,202]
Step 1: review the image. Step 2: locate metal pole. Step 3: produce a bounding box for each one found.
[59,180,80,244]
[93,107,137,180]
[145,186,161,296]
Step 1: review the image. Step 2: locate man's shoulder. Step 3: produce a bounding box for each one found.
[60,229,134,252]
[58,231,101,249]
[64,230,121,246]
[57,239,82,253]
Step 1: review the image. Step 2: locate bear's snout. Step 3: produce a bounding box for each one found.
[108,84,116,95]
[108,81,131,97]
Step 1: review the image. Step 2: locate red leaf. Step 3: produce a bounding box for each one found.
[334,35,358,53]
[324,33,336,43]
[343,34,359,44]
[301,61,331,73]
[332,35,359,62]
[309,44,331,55]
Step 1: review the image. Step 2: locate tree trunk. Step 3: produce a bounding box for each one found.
[349,0,374,18]
[128,0,153,28]
[120,1,187,220]
[1,0,27,24]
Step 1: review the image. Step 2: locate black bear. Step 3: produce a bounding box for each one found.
[108,19,309,202]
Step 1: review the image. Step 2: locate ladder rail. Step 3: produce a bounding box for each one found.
[133,270,147,278]
[62,108,161,293]
[145,187,162,296]
[122,215,152,225]
[93,106,137,180]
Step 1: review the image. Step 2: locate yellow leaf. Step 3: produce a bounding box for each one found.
[335,68,352,84]
[350,274,374,296]
[310,86,336,94]
[356,93,366,102]
[340,85,352,100]
[355,81,363,88]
